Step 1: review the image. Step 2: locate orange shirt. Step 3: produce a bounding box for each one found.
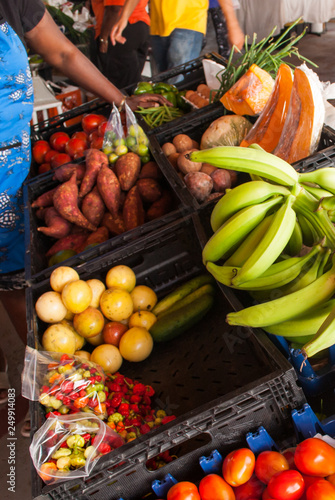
[91,0,150,38]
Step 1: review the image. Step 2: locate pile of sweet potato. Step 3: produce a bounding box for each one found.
[32,149,174,258]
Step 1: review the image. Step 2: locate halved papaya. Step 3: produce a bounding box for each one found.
[273,65,324,163]
[220,64,275,116]
[240,63,294,152]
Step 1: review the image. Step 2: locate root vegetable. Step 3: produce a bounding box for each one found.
[172,134,193,153]
[210,169,232,192]
[81,186,106,227]
[53,172,97,231]
[123,185,145,231]
[197,84,211,99]
[46,232,89,257]
[161,142,177,156]
[31,187,58,208]
[177,149,202,174]
[146,190,173,220]
[102,212,125,236]
[96,165,121,217]
[139,161,162,180]
[184,171,213,202]
[168,152,180,170]
[115,152,141,191]
[79,149,108,198]
[77,226,109,252]
[37,207,72,239]
[201,163,218,175]
[136,178,162,203]
[53,163,86,183]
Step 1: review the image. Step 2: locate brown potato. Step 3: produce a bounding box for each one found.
[197,84,211,99]
[161,142,177,157]
[115,152,141,191]
[211,169,232,192]
[172,134,193,153]
[177,149,202,175]
[201,163,218,176]
[168,152,180,170]
[139,161,162,180]
[191,139,200,150]
[185,90,196,100]
[184,172,213,202]
[136,178,162,203]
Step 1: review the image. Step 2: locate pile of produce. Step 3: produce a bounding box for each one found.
[31,148,175,265]
[158,436,335,499]
[187,145,335,360]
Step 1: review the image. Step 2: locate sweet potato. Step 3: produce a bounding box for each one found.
[136,178,162,203]
[53,172,97,231]
[123,185,145,231]
[115,152,141,191]
[96,165,121,217]
[31,187,58,208]
[177,149,202,174]
[37,207,72,239]
[210,169,232,192]
[76,226,110,252]
[46,232,89,257]
[102,212,126,236]
[79,149,108,198]
[138,161,162,180]
[81,186,106,227]
[184,172,213,202]
[53,163,86,183]
[146,190,173,221]
[172,134,193,153]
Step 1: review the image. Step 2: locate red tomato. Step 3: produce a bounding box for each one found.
[198,473,235,500]
[167,481,200,500]
[32,140,50,164]
[282,448,297,470]
[49,131,70,152]
[262,488,276,500]
[38,163,51,175]
[98,120,107,136]
[267,470,305,500]
[306,479,335,500]
[223,448,256,487]
[299,475,325,500]
[234,473,265,499]
[294,438,335,477]
[327,473,335,487]
[65,137,87,158]
[89,133,104,150]
[82,113,106,134]
[44,149,58,163]
[255,451,290,484]
[51,153,71,169]
[72,131,88,141]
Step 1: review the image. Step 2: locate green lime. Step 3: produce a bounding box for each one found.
[48,249,77,267]
[128,124,139,137]
[138,134,149,146]
[102,145,113,155]
[140,154,151,164]
[108,153,118,164]
[126,135,137,148]
[115,144,128,156]
[137,144,149,156]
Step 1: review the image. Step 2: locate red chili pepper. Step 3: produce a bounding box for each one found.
[145,385,155,397]
[73,396,89,409]
[49,384,61,395]
[109,383,122,392]
[89,368,97,374]
[55,392,64,401]
[60,354,72,363]
[130,404,139,413]
[41,385,50,394]
[132,383,146,395]
[82,433,91,442]
[45,411,61,418]
[60,380,74,394]
[130,417,142,427]
[98,443,111,455]
[144,414,154,422]
[88,398,98,408]
[130,395,141,404]
[68,391,79,400]
[89,377,96,384]
[161,415,176,425]
[142,395,151,405]
[95,375,102,382]
[62,396,71,406]
[79,389,87,398]
[139,424,151,435]
[59,441,69,448]
[110,394,122,408]
[119,403,129,412]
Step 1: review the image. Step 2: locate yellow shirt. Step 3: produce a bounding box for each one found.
[150,0,209,37]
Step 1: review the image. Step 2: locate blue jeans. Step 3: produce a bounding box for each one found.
[151,29,204,83]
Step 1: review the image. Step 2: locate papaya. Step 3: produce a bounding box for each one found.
[240,63,294,152]
[273,64,325,163]
[220,64,275,116]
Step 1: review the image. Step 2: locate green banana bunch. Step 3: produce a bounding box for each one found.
[210,180,290,232]
[302,301,335,358]
[202,196,283,264]
[285,219,303,257]
[232,195,296,286]
[298,167,335,194]
[300,183,334,201]
[296,213,321,247]
[226,255,335,328]
[187,146,299,186]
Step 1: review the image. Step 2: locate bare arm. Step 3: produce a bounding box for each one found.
[217,0,245,51]
[99,5,121,53]
[110,0,140,45]
[24,10,169,110]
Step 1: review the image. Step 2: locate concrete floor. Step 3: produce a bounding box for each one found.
[1,18,335,500]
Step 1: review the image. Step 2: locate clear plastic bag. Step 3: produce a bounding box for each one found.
[102,103,127,163]
[124,102,150,161]
[22,346,108,419]
[29,412,124,484]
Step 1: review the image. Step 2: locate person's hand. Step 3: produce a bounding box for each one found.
[110,20,128,46]
[228,24,245,52]
[125,94,174,111]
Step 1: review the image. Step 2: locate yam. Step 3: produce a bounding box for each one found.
[172,134,193,153]
[115,152,141,191]
[139,161,162,180]
[102,212,126,236]
[96,165,121,217]
[184,172,213,202]
[81,186,106,227]
[122,185,145,231]
[177,149,202,175]
[53,172,97,231]
[161,142,177,157]
[31,187,58,208]
[37,207,72,239]
[146,190,173,221]
[136,178,162,203]
[79,149,108,198]
[79,226,109,251]
[200,115,252,150]
[201,163,218,176]
[210,169,232,192]
[53,163,86,183]
[46,233,89,258]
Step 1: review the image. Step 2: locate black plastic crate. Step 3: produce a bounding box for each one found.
[27,214,306,499]
[23,140,192,285]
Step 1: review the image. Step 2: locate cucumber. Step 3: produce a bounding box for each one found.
[152,274,215,316]
[150,293,215,342]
